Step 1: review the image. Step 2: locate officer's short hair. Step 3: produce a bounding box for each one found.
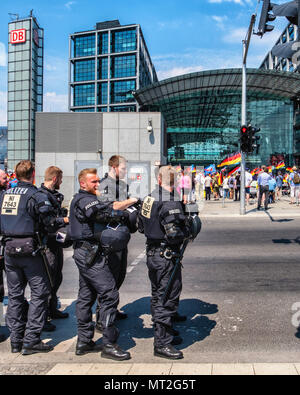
[158,166,176,187]
[44,166,63,182]
[78,168,97,183]
[108,155,126,169]
[15,160,35,181]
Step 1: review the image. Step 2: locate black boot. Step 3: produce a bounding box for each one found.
[116,311,128,320]
[50,309,69,319]
[42,321,56,332]
[75,340,103,356]
[172,312,187,322]
[11,342,22,353]
[101,344,131,361]
[22,341,54,356]
[154,344,184,360]
[171,336,183,346]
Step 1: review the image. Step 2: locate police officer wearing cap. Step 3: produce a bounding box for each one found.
[39,166,69,321]
[0,161,60,355]
[96,155,138,330]
[0,169,8,343]
[69,168,131,360]
[139,166,192,360]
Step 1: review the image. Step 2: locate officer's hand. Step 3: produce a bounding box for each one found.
[64,217,69,224]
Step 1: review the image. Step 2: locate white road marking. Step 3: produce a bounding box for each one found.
[127,250,146,273]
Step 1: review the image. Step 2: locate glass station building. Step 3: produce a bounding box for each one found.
[69,20,157,113]
[7,15,44,170]
[134,68,300,167]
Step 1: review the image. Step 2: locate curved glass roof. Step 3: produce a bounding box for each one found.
[135,68,300,105]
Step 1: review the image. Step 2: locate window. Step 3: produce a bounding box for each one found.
[98,58,108,79]
[74,59,95,82]
[98,32,108,54]
[74,84,95,106]
[98,82,108,105]
[74,35,95,57]
[112,55,136,78]
[111,80,136,103]
[111,29,137,53]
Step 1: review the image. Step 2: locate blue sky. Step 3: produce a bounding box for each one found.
[0,0,289,124]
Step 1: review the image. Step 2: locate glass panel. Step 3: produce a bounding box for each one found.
[74,84,95,106]
[111,29,137,53]
[74,59,95,82]
[74,34,95,57]
[111,55,136,78]
[111,80,136,103]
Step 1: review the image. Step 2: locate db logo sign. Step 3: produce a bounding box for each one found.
[10,29,26,44]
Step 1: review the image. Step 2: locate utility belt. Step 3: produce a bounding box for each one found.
[74,240,104,268]
[146,241,181,261]
[2,235,38,258]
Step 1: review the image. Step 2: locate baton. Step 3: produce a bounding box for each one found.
[162,238,190,305]
[33,232,54,289]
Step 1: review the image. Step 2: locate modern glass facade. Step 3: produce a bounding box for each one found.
[69,20,157,113]
[7,16,43,169]
[0,127,8,169]
[135,69,300,167]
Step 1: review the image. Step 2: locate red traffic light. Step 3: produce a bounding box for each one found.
[241,126,248,134]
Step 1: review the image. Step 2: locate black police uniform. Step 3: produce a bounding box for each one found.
[139,185,190,357]
[39,184,67,317]
[98,176,129,289]
[0,186,6,305]
[69,189,130,360]
[0,181,59,351]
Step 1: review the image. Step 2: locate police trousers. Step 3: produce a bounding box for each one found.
[46,243,64,313]
[5,253,51,345]
[73,247,119,345]
[146,250,182,347]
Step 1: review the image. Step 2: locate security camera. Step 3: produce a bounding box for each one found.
[147,119,153,133]
[98,149,102,154]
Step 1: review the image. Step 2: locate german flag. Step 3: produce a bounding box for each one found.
[286,167,293,172]
[276,162,285,170]
[218,153,241,168]
[228,166,241,177]
[251,168,261,176]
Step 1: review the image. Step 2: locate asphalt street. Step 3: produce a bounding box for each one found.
[1,215,300,366]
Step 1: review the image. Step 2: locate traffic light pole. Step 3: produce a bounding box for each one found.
[241,14,256,216]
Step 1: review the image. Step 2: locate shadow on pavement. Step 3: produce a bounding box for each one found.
[117,297,218,352]
[273,237,300,245]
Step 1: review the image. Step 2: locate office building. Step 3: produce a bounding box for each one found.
[0,127,8,170]
[69,20,157,113]
[7,14,44,169]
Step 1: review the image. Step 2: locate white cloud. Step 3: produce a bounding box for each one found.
[0,43,7,67]
[158,66,204,80]
[65,1,76,9]
[0,91,7,126]
[43,92,68,112]
[208,0,253,5]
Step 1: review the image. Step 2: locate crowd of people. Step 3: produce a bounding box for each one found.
[174,165,300,210]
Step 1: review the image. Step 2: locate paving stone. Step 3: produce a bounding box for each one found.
[212,364,254,375]
[253,363,298,376]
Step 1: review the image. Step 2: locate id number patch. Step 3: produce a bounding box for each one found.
[141,196,155,219]
[1,194,21,216]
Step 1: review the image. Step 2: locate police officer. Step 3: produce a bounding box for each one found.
[139,166,191,360]
[0,169,8,343]
[96,155,138,329]
[1,161,59,355]
[39,166,69,321]
[69,168,130,360]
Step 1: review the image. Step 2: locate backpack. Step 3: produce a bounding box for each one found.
[294,173,300,185]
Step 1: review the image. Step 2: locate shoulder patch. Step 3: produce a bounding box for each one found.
[141,196,155,219]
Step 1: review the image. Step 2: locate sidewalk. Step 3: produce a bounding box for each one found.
[198,197,300,218]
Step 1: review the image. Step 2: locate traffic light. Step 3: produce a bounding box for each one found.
[249,126,261,154]
[240,125,249,153]
[257,0,276,37]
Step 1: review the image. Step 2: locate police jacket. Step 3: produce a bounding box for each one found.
[98,175,129,203]
[69,189,113,242]
[0,181,60,237]
[39,184,66,230]
[139,185,190,246]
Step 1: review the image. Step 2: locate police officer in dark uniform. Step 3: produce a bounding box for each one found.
[69,168,130,360]
[39,166,69,320]
[139,166,192,360]
[96,155,138,329]
[0,169,8,342]
[1,161,59,355]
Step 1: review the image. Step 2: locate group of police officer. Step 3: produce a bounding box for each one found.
[0,156,199,361]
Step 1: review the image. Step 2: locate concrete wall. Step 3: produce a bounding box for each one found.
[35,112,166,205]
